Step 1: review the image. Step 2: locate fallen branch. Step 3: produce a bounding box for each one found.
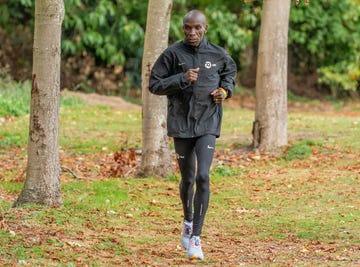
[61,166,96,181]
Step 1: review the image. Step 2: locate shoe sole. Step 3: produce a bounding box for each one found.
[189,255,203,261]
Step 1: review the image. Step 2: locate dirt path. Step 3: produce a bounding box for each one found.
[64,90,360,116]
[62,91,141,110]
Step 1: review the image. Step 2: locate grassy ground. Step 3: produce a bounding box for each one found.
[0,90,359,266]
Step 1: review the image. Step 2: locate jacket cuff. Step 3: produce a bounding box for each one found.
[221,87,233,98]
[179,73,191,89]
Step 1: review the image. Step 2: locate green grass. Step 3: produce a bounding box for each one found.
[288,113,360,150]
[283,139,323,160]
[60,105,141,153]
[1,164,359,265]
[62,180,129,210]
[1,81,360,265]
[0,91,141,151]
[0,78,31,117]
[0,77,88,118]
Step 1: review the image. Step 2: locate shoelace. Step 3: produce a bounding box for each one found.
[191,237,201,247]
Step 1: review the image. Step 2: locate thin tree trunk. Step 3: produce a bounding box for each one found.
[14,0,64,207]
[141,0,172,177]
[252,0,290,150]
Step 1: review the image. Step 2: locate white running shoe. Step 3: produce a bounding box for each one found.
[187,235,204,260]
[181,220,192,249]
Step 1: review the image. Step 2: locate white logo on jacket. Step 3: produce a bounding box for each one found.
[204,61,216,69]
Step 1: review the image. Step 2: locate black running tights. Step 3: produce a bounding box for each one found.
[174,134,216,236]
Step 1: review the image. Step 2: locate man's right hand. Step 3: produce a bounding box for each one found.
[184,67,200,83]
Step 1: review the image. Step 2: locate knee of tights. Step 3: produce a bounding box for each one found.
[196,174,209,190]
[196,172,209,183]
[181,179,195,189]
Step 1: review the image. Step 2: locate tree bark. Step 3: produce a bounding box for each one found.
[140,0,173,177]
[14,0,64,207]
[252,0,290,150]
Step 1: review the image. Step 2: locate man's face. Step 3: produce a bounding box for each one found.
[183,15,207,47]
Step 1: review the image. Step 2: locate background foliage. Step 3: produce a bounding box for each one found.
[0,0,359,97]
[289,0,360,96]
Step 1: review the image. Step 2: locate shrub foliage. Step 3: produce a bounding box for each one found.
[0,0,359,95]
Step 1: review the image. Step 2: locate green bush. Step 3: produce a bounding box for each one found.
[289,0,360,95]
[62,0,146,67]
[0,1,359,96]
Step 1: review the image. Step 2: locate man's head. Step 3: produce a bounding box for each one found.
[183,10,208,47]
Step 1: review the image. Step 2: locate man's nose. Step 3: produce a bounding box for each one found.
[189,28,196,35]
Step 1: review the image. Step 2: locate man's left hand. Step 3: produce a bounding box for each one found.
[211,88,226,104]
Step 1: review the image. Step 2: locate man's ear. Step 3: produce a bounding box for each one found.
[205,24,208,33]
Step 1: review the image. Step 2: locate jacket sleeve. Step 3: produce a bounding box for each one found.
[219,53,237,99]
[149,51,191,96]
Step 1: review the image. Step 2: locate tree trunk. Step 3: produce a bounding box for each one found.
[141,0,172,177]
[252,0,290,150]
[13,0,64,207]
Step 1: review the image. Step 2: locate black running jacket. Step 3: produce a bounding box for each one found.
[149,38,237,138]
